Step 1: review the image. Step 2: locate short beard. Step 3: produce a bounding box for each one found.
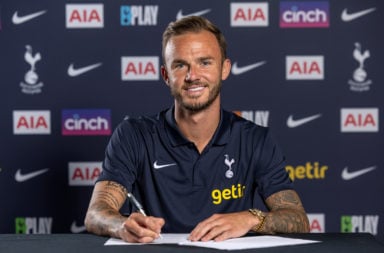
[172,81,222,113]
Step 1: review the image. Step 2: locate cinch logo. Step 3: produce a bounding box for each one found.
[66,4,103,28]
[121,56,159,80]
[341,108,378,132]
[286,56,324,80]
[62,109,111,136]
[230,3,268,27]
[120,5,158,26]
[69,162,102,186]
[15,217,52,234]
[341,215,379,235]
[280,2,329,28]
[307,213,325,233]
[285,162,328,181]
[233,110,269,127]
[13,110,50,135]
[211,184,245,205]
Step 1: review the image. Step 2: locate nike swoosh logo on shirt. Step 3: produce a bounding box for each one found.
[341,8,376,22]
[12,10,47,25]
[341,166,376,180]
[231,61,266,75]
[67,63,102,77]
[176,9,211,20]
[153,161,176,169]
[15,168,49,182]
[287,114,322,128]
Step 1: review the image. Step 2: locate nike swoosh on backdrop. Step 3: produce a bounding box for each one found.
[12,10,47,25]
[287,114,322,128]
[153,161,176,169]
[15,168,49,182]
[176,9,211,20]
[67,63,102,77]
[341,8,376,22]
[231,61,266,75]
[341,166,377,180]
[70,221,86,233]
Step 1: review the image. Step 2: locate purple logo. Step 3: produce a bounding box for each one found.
[280,2,329,28]
[62,109,111,136]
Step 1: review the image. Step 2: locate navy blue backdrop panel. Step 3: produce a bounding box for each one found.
[0,0,383,242]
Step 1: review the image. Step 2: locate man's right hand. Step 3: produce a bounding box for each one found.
[119,213,165,243]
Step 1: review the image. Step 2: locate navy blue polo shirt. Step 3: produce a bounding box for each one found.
[97,107,293,233]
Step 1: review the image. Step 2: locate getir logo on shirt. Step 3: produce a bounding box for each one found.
[286,56,324,80]
[62,109,111,135]
[280,2,329,28]
[230,3,268,27]
[13,110,51,135]
[341,108,378,132]
[66,4,104,28]
[68,162,102,186]
[121,56,159,80]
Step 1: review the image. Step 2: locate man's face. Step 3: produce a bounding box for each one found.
[162,30,231,112]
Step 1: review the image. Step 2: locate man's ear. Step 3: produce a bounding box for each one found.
[161,65,170,85]
[221,59,231,81]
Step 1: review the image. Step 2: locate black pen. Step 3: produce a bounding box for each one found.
[127,192,163,239]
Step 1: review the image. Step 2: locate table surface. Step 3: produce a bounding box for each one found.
[0,233,383,253]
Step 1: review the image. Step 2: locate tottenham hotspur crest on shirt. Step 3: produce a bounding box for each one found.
[224,154,235,179]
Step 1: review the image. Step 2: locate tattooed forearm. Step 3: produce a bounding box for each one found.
[261,190,309,233]
[84,181,128,237]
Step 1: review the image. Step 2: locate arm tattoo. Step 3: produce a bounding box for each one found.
[261,190,309,233]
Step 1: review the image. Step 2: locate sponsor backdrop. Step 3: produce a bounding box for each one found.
[0,0,383,243]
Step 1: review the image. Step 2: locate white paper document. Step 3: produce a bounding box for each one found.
[105,233,320,250]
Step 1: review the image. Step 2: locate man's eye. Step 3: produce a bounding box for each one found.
[202,61,211,66]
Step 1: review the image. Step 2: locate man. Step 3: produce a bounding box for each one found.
[85,16,309,243]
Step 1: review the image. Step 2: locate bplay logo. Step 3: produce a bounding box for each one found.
[341,215,379,235]
[68,162,102,186]
[120,5,158,26]
[13,110,50,135]
[285,162,328,181]
[62,109,111,136]
[307,214,325,233]
[15,217,52,234]
[341,108,378,132]
[280,1,329,28]
[121,56,159,80]
[66,4,104,28]
[230,3,268,27]
[286,56,324,80]
[233,110,269,127]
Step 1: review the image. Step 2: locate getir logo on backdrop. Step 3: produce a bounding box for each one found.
[307,214,325,233]
[121,56,159,80]
[66,4,104,28]
[280,2,329,28]
[230,3,268,27]
[341,108,378,132]
[13,110,51,135]
[62,109,111,135]
[286,56,324,80]
[69,162,102,186]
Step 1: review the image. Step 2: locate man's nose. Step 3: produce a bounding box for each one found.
[185,65,199,82]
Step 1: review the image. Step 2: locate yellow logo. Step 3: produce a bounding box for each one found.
[211,184,245,205]
[285,162,328,181]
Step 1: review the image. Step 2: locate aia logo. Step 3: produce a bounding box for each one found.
[307,214,325,233]
[280,2,330,28]
[66,4,104,28]
[62,109,111,136]
[13,110,51,135]
[230,3,268,27]
[68,162,102,186]
[121,56,159,80]
[286,56,324,80]
[341,108,378,132]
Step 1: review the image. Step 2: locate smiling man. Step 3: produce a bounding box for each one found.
[85,16,309,243]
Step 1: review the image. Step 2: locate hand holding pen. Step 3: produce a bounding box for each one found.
[123,192,164,242]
